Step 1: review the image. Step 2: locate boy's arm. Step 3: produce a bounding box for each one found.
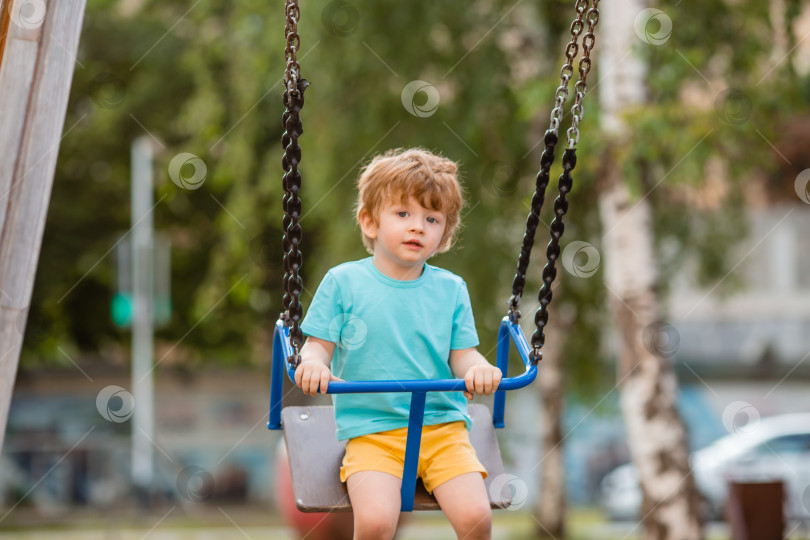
[295,337,341,395]
[449,348,502,400]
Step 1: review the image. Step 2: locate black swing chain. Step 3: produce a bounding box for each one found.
[566,1,599,150]
[509,0,599,364]
[507,0,589,324]
[282,0,308,369]
[529,0,599,363]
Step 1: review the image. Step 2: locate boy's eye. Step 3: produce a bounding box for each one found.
[397,211,409,218]
[426,216,439,224]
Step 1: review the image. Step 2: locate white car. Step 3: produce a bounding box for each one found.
[600,413,810,521]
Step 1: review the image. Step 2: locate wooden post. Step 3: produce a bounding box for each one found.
[0,0,87,451]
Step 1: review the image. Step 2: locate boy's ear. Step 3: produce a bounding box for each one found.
[358,210,378,240]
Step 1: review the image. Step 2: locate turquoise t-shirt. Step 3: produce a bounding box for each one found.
[300,257,480,440]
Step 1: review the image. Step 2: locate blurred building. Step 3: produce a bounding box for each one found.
[1,368,285,514]
[672,205,810,378]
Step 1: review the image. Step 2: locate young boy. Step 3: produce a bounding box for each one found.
[294,148,502,540]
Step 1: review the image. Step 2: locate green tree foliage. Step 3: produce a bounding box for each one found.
[615,0,807,294]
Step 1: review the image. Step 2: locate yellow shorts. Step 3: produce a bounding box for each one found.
[340,421,487,493]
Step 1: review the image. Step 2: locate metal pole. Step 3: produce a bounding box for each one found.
[131,136,155,503]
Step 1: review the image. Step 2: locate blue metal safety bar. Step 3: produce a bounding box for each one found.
[268,317,538,511]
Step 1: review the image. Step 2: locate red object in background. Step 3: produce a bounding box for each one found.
[274,441,354,540]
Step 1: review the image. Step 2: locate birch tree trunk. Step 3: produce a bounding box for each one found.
[535,311,574,539]
[598,1,703,538]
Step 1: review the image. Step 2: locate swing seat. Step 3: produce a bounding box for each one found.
[281,404,511,512]
[269,317,538,512]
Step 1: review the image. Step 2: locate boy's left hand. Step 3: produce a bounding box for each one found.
[463,364,502,400]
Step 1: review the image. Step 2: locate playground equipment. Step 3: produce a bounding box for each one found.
[0,0,87,452]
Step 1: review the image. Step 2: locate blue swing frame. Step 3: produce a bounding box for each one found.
[268,316,537,511]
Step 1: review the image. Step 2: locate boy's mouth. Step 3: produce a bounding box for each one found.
[403,240,423,248]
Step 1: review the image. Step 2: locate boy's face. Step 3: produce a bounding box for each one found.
[359,196,447,279]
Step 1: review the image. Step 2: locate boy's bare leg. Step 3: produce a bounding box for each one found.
[432,472,492,540]
[346,471,402,540]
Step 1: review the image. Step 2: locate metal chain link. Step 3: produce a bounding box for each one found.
[530,148,577,362]
[566,0,600,148]
[508,0,589,324]
[508,130,558,322]
[508,1,600,363]
[549,0,589,135]
[281,0,308,369]
[284,0,301,96]
[528,1,599,362]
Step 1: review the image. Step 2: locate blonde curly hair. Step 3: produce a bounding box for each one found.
[355,148,464,254]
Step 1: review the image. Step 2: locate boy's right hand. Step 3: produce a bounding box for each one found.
[295,361,343,395]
